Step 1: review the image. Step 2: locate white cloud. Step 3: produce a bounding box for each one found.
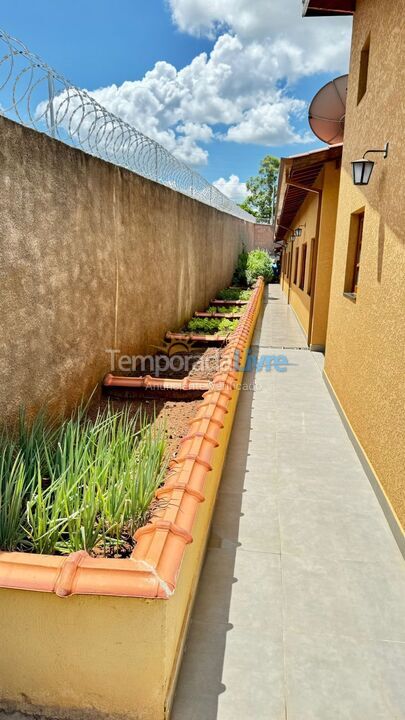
[89,72,214,165]
[168,0,351,77]
[45,2,351,166]
[225,99,309,145]
[213,174,247,202]
[82,26,321,160]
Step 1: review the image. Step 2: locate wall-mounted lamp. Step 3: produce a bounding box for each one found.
[294,227,303,237]
[351,142,389,186]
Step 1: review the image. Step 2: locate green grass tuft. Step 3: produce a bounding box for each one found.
[0,406,167,556]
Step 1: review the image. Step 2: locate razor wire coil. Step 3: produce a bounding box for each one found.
[0,28,255,222]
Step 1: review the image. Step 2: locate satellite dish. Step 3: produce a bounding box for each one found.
[308,74,348,145]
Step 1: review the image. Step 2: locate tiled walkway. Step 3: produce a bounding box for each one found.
[172,284,405,720]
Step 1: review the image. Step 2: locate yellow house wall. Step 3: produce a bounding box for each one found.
[324,0,405,527]
[281,191,318,336]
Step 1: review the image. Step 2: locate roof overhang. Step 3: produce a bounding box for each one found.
[275,144,343,244]
[302,0,355,16]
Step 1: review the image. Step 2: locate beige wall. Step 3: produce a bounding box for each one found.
[253,223,275,252]
[0,116,254,423]
[324,0,405,526]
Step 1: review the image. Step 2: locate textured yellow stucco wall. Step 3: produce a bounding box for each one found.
[311,161,341,347]
[324,0,405,527]
[0,116,253,424]
[283,190,317,336]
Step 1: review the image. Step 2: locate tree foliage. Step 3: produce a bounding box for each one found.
[239,155,280,221]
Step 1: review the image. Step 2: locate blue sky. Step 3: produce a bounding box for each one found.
[1,1,352,200]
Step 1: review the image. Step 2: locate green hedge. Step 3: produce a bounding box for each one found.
[246,249,274,285]
[232,249,274,286]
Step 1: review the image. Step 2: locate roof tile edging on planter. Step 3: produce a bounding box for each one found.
[0,279,264,599]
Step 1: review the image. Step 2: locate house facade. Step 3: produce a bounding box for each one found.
[277,145,342,349]
[299,0,405,539]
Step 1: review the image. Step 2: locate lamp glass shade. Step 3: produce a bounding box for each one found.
[352,159,375,185]
[295,228,303,237]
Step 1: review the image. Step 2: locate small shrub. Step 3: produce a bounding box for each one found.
[187,317,221,334]
[232,248,248,286]
[218,319,238,334]
[187,317,239,335]
[207,305,242,315]
[239,289,252,301]
[217,287,252,301]
[246,249,274,286]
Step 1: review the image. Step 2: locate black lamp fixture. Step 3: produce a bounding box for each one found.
[291,227,303,239]
[352,142,389,186]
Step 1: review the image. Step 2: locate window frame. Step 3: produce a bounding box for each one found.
[293,246,299,285]
[357,34,371,105]
[344,210,365,299]
[299,243,307,291]
[307,238,314,296]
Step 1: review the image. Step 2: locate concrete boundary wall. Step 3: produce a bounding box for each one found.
[0,116,254,422]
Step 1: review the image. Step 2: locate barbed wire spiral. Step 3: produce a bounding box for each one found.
[0,28,255,222]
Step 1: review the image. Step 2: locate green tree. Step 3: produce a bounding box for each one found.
[239,155,280,222]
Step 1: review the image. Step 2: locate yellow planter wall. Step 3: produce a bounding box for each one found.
[0,289,263,720]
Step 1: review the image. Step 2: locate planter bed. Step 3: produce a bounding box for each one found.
[210,298,248,307]
[194,311,243,319]
[216,287,252,302]
[0,278,264,720]
[117,346,223,383]
[103,374,210,399]
[165,330,230,344]
[96,394,204,467]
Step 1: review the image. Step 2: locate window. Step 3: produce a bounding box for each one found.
[307,238,314,296]
[293,247,299,285]
[344,211,365,296]
[357,35,370,104]
[299,244,307,291]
